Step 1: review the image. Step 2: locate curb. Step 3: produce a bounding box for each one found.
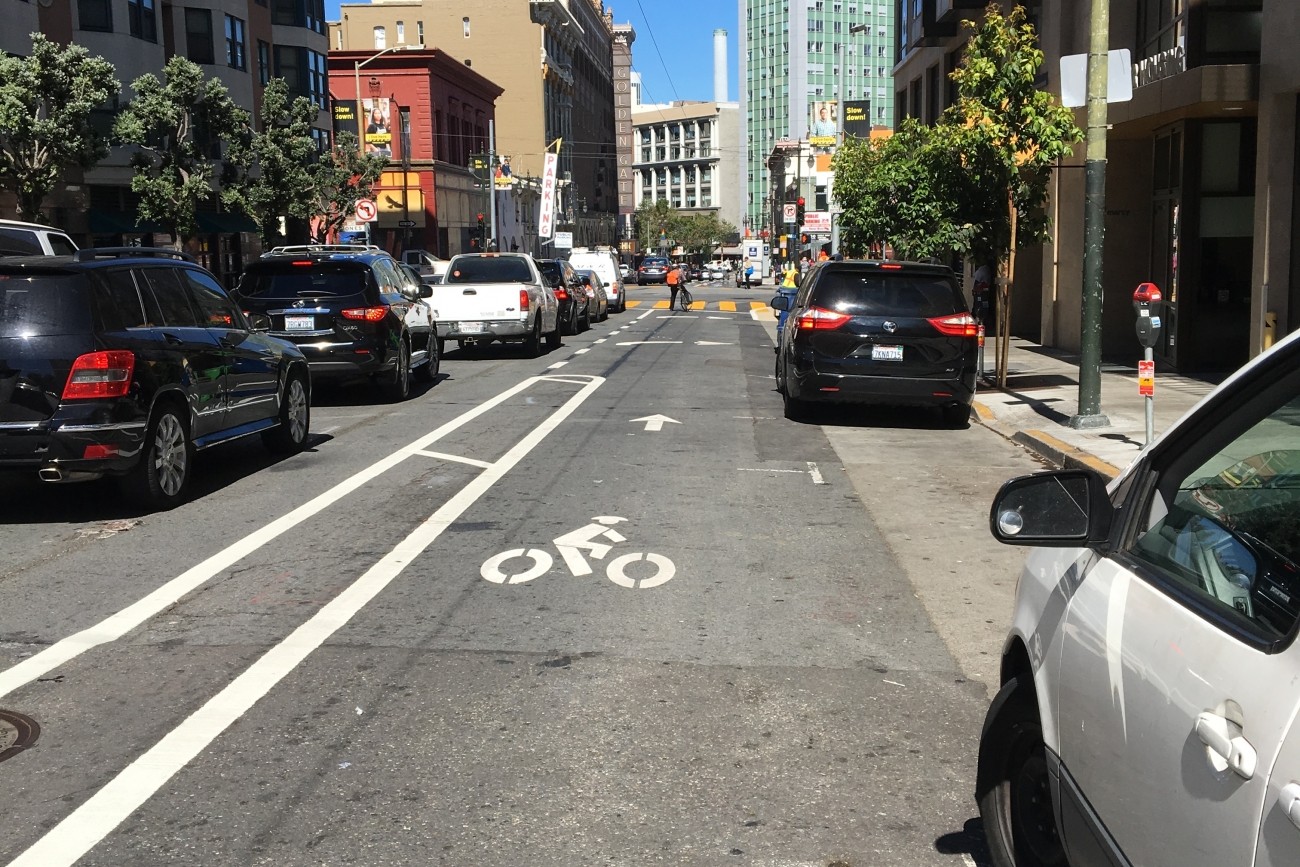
[972,401,1122,482]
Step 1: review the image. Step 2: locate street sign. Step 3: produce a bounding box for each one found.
[554,231,573,249]
[782,203,797,224]
[397,219,416,228]
[1138,359,1155,396]
[802,211,832,233]
[1060,49,1133,108]
[354,198,378,223]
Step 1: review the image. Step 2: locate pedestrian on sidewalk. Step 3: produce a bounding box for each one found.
[743,256,753,290]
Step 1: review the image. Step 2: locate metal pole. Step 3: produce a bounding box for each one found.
[1071,0,1111,429]
[488,120,498,251]
[1144,346,1155,445]
[354,61,364,157]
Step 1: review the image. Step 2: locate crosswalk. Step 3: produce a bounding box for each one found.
[624,299,771,311]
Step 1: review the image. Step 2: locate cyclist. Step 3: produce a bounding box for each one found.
[666,261,681,310]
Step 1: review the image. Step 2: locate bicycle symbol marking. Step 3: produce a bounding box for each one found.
[479,516,675,589]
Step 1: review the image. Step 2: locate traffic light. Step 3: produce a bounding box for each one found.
[476,212,486,246]
[795,196,806,229]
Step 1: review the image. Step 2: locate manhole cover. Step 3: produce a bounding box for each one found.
[0,710,39,762]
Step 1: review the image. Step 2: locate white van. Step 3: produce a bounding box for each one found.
[0,219,78,257]
[568,248,626,313]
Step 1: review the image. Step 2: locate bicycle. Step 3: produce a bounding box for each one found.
[676,286,694,312]
[480,516,676,589]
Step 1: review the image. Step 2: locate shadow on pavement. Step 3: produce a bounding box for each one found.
[935,816,993,865]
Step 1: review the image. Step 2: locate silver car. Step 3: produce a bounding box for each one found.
[979,327,1300,867]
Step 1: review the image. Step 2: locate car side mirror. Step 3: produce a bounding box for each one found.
[417,284,433,298]
[988,469,1113,546]
[770,295,791,312]
[246,312,272,331]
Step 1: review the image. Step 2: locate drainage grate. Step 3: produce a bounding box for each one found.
[0,710,39,762]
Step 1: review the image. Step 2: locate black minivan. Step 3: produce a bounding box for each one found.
[0,248,311,509]
[772,260,979,426]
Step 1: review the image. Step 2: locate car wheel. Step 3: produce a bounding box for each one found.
[262,371,310,453]
[437,336,446,358]
[524,317,542,357]
[545,318,562,350]
[580,305,591,332]
[382,338,411,401]
[414,331,439,383]
[121,405,192,510]
[977,676,1066,867]
[942,403,971,429]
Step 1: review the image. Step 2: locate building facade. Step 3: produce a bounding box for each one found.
[329,0,624,248]
[893,0,1273,375]
[631,101,743,236]
[739,0,897,234]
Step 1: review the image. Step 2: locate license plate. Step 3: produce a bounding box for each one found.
[872,345,904,361]
[460,321,485,334]
[284,315,315,331]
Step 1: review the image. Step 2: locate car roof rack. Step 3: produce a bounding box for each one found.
[266,244,383,256]
[73,247,196,262]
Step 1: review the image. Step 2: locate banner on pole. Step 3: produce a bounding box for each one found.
[538,151,559,238]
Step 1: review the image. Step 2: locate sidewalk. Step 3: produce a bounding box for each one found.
[973,337,1220,480]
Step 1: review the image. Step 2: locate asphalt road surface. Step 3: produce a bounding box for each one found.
[0,280,1043,866]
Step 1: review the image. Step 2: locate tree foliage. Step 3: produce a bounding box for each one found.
[0,33,119,221]
[114,57,250,242]
[634,198,734,257]
[223,78,323,247]
[307,132,386,242]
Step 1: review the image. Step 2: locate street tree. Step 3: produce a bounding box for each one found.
[833,119,1004,262]
[0,33,119,222]
[634,198,677,254]
[307,132,386,243]
[950,2,1083,385]
[223,78,323,247]
[114,56,250,244]
[675,211,735,259]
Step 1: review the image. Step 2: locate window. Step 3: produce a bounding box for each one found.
[139,269,202,327]
[181,269,240,328]
[258,40,271,85]
[306,49,327,108]
[462,16,470,37]
[1128,370,1300,642]
[396,20,404,43]
[185,8,215,65]
[417,20,424,43]
[373,25,386,50]
[78,0,112,31]
[128,0,156,41]
[226,15,247,71]
[272,0,323,33]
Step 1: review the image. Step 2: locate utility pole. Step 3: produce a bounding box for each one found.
[1071,0,1111,429]
[488,119,498,251]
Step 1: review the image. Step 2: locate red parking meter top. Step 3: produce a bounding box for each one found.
[1134,282,1162,303]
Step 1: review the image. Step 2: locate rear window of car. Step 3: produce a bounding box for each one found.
[447,257,533,283]
[536,261,565,284]
[810,270,964,317]
[0,274,92,336]
[642,257,667,268]
[238,261,370,299]
[576,270,602,287]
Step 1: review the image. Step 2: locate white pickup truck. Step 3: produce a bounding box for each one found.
[434,253,561,356]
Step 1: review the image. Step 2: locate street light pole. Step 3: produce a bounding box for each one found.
[832,23,869,257]
[354,43,423,157]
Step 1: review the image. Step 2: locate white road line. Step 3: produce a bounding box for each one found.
[0,375,584,701]
[636,310,653,321]
[593,338,607,344]
[574,348,590,355]
[807,462,826,485]
[736,467,806,474]
[547,361,569,369]
[7,377,606,867]
[414,450,493,469]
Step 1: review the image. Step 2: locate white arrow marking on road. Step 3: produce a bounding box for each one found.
[631,414,681,432]
[695,340,732,346]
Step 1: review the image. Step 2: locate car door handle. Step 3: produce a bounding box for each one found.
[1195,712,1258,779]
[1280,782,1300,831]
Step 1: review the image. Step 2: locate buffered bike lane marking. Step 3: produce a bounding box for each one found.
[7,374,606,867]
[0,374,600,703]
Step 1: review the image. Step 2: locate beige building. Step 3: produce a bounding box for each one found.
[891,0,1280,375]
[632,101,743,236]
[329,0,622,246]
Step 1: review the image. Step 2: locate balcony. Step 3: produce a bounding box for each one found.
[934,0,984,25]
[904,0,958,50]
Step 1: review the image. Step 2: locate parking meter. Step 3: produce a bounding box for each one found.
[1133,282,1163,349]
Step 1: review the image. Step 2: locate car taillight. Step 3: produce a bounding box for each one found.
[520,289,530,311]
[63,350,135,400]
[340,306,388,322]
[928,313,980,337]
[554,287,568,301]
[796,306,852,331]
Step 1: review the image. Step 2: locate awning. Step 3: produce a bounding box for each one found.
[195,211,259,234]
[86,209,165,234]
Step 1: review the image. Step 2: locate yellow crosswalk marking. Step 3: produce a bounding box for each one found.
[625,300,643,308]
[652,299,671,309]
[687,300,704,310]
[719,301,737,312]
[749,301,769,310]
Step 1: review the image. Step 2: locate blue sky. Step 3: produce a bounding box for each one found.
[322,1,740,105]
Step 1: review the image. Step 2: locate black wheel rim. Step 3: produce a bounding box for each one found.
[1009,737,1063,863]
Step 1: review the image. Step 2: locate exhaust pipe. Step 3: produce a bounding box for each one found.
[38,467,104,484]
[38,467,61,482]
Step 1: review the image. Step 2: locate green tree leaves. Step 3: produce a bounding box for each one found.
[634,198,734,257]
[0,33,119,221]
[307,132,386,243]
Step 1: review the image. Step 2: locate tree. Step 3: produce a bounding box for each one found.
[949,3,1083,385]
[634,198,677,253]
[0,33,119,221]
[306,132,386,243]
[675,211,735,258]
[114,56,250,244]
[223,78,323,247]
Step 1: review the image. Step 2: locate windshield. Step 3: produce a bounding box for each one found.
[237,262,369,299]
[447,257,533,283]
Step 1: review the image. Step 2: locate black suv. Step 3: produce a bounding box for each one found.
[233,245,437,401]
[772,260,979,426]
[0,248,311,509]
[536,258,593,335]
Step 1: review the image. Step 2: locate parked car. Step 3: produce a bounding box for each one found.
[536,257,593,335]
[569,247,627,313]
[433,252,560,355]
[638,255,670,285]
[619,262,631,282]
[0,248,310,509]
[705,261,730,280]
[978,326,1300,867]
[688,264,705,281]
[771,259,978,426]
[233,244,438,402]
[401,249,448,282]
[0,219,77,257]
[573,269,609,322]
